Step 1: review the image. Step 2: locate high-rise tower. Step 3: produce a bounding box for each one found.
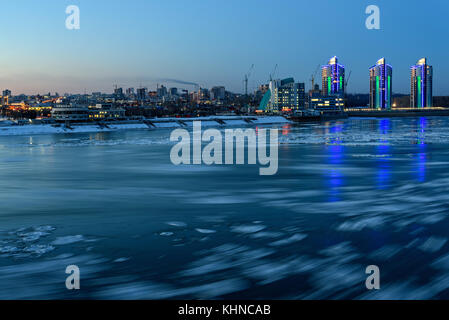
[321,56,345,97]
[369,58,393,110]
[411,58,433,108]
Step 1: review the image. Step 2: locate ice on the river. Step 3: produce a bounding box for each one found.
[0,116,290,136]
[0,226,57,258]
[52,235,85,245]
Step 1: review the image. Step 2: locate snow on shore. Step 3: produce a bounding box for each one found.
[0,116,290,136]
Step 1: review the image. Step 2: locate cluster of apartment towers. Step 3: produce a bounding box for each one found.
[265,56,433,112]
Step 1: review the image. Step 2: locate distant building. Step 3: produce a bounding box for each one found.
[267,78,305,112]
[369,58,393,110]
[2,89,11,105]
[157,85,167,98]
[114,87,124,99]
[259,84,269,94]
[137,88,147,101]
[307,84,321,109]
[308,84,321,99]
[198,88,209,101]
[255,84,269,105]
[181,89,189,100]
[411,58,433,108]
[169,87,178,96]
[126,88,135,96]
[210,86,225,101]
[322,56,345,97]
[190,91,197,102]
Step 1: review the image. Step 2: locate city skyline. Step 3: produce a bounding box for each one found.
[0,0,448,95]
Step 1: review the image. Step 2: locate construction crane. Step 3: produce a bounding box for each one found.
[310,64,321,89]
[345,71,352,91]
[244,64,254,96]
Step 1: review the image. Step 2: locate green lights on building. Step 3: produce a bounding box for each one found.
[376,76,380,109]
[417,76,422,108]
[387,75,391,106]
[411,58,433,108]
[321,56,345,98]
[369,58,393,110]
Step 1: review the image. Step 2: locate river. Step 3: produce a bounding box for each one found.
[0,117,448,299]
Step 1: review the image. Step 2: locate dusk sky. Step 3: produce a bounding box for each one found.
[0,0,447,95]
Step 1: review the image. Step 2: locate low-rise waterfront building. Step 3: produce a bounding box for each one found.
[267,78,305,113]
[89,104,126,121]
[51,104,90,122]
[309,95,345,111]
[51,103,126,122]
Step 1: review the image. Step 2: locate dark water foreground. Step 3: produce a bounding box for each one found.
[1,117,449,299]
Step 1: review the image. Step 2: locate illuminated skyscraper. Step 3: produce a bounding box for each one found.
[321,56,345,97]
[411,58,433,108]
[369,58,392,110]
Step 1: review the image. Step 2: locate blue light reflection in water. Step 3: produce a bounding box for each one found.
[415,117,428,182]
[325,123,344,202]
[376,119,392,190]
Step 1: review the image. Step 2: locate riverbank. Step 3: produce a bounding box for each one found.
[347,109,449,118]
[0,116,291,136]
[287,109,449,123]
